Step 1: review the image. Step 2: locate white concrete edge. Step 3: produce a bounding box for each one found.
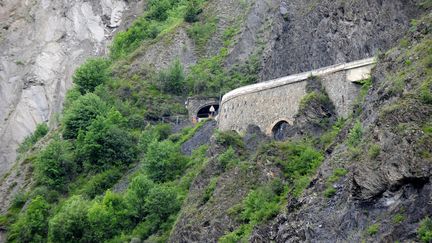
[221,57,376,105]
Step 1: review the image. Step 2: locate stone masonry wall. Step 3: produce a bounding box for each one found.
[218,58,375,135]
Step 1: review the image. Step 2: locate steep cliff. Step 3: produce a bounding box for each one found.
[0,0,145,176]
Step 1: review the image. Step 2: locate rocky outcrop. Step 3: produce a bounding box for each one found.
[251,13,432,242]
[0,0,144,177]
[260,0,423,80]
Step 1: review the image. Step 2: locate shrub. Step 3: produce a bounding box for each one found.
[418,217,432,243]
[48,196,90,243]
[62,93,109,139]
[145,185,180,222]
[347,120,363,147]
[367,223,380,236]
[143,140,186,182]
[184,0,202,23]
[87,191,131,242]
[215,130,245,149]
[73,58,110,94]
[34,138,75,192]
[393,213,405,224]
[8,196,50,243]
[187,19,217,52]
[158,60,185,94]
[75,168,123,198]
[368,143,381,159]
[420,77,432,104]
[323,187,337,198]
[17,123,49,154]
[278,142,323,180]
[218,147,240,170]
[202,177,218,203]
[126,175,155,220]
[147,0,174,21]
[76,110,137,171]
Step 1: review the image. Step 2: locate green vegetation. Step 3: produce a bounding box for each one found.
[347,120,363,147]
[187,18,217,53]
[323,168,348,198]
[202,177,218,203]
[392,213,405,224]
[367,223,380,236]
[220,183,282,242]
[418,217,432,243]
[158,59,185,94]
[8,196,50,242]
[73,58,110,94]
[34,138,74,192]
[17,123,49,154]
[143,140,186,182]
[62,93,109,139]
[368,143,381,159]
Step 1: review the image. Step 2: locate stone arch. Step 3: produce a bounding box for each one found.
[270,119,292,140]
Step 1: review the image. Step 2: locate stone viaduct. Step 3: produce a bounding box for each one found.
[218,58,376,135]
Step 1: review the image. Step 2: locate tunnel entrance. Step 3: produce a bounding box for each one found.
[197,104,219,118]
[272,120,290,141]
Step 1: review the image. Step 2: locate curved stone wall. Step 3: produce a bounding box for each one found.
[218,58,375,135]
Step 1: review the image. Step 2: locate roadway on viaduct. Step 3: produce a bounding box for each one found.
[218,57,376,135]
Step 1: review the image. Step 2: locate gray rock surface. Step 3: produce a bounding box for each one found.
[260,0,423,80]
[0,0,144,177]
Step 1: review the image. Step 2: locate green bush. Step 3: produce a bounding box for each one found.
[202,177,218,203]
[184,0,202,22]
[147,0,175,21]
[126,175,155,220]
[277,142,323,180]
[215,130,245,149]
[418,217,432,243]
[76,110,137,171]
[62,93,109,139]
[145,185,180,222]
[17,123,49,154]
[73,58,110,94]
[8,196,50,243]
[87,191,131,242]
[368,143,381,159]
[323,187,337,198]
[34,138,75,192]
[48,196,90,243]
[392,213,405,224]
[158,59,185,94]
[143,140,186,182]
[187,19,217,52]
[347,120,363,147]
[367,223,380,236]
[74,168,123,199]
[218,147,240,170]
[420,77,432,104]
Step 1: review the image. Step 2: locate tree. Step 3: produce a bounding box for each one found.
[8,196,50,243]
[62,93,108,139]
[48,196,90,243]
[143,140,186,182]
[34,138,75,192]
[87,191,130,242]
[147,0,173,21]
[145,185,180,222]
[125,175,155,220]
[73,58,110,94]
[158,59,185,94]
[76,110,137,171]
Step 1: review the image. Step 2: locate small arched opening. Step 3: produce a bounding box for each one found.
[272,120,290,140]
[197,104,219,118]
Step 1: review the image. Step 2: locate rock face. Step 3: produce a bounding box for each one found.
[260,0,423,80]
[0,0,144,177]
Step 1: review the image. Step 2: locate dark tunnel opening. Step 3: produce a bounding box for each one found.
[197,104,219,118]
